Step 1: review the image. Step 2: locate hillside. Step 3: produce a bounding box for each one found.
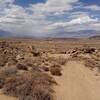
[89,35,100,39]
[0,30,12,37]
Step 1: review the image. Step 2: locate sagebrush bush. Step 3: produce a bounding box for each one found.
[84,58,100,71]
[0,67,17,79]
[0,78,4,89]
[3,72,56,100]
[50,64,62,76]
[41,66,49,72]
[0,67,17,89]
[48,57,67,66]
[16,63,28,71]
[0,55,8,67]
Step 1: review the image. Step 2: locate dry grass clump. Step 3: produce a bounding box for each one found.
[0,67,17,79]
[0,41,23,67]
[84,58,100,70]
[0,41,9,48]
[0,41,59,100]
[31,51,41,57]
[30,45,41,57]
[50,64,62,76]
[30,65,43,72]
[16,63,28,71]
[0,67,17,89]
[0,56,8,67]
[3,72,56,100]
[48,57,67,66]
[55,57,67,65]
[69,46,96,58]
[82,45,96,54]
[0,78,4,89]
[7,58,18,67]
[41,66,49,72]
[83,47,95,54]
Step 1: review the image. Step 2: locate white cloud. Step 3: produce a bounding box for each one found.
[0,0,14,4]
[0,0,14,8]
[48,15,98,27]
[46,14,100,33]
[86,5,100,11]
[0,0,100,37]
[31,0,78,13]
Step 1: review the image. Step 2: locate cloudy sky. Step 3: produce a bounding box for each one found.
[0,0,100,37]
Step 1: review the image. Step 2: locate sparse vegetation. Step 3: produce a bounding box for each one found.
[69,46,96,58]
[50,64,62,76]
[41,66,49,72]
[16,63,28,71]
[3,72,56,100]
[0,39,100,100]
[84,58,100,71]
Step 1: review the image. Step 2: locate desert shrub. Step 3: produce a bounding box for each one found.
[83,47,95,54]
[0,55,8,67]
[31,84,53,100]
[0,41,9,48]
[22,57,43,67]
[16,58,46,72]
[50,64,62,76]
[16,63,28,71]
[7,58,18,66]
[30,65,43,72]
[48,57,67,66]
[0,67,17,89]
[31,50,41,57]
[0,78,4,89]
[3,72,56,100]
[50,64,61,68]
[55,57,67,65]
[84,58,100,70]
[71,52,78,58]
[41,66,49,72]
[85,59,95,69]
[0,67,17,79]
[69,46,96,58]
[91,52,100,61]
[50,67,62,76]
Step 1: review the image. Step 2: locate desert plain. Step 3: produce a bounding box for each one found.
[0,38,100,100]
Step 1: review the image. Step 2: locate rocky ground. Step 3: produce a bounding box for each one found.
[0,39,100,100]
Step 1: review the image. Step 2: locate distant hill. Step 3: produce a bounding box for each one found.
[89,35,100,40]
[0,29,100,39]
[48,30,100,38]
[0,30,12,37]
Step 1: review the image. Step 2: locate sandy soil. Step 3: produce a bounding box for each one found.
[0,90,16,100]
[0,39,100,100]
[55,61,100,100]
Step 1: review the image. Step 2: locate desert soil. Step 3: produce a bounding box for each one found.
[0,90,16,100]
[1,58,100,100]
[54,60,100,100]
[0,39,100,100]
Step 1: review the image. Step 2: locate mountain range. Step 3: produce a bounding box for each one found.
[48,30,100,38]
[0,30,12,37]
[0,29,100,38]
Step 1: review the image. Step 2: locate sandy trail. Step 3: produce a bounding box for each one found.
[0,90,16,100]
[0,94,16,100]
[1,59,100,100]
[55,61,100,100]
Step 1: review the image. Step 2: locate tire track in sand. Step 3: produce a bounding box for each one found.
[54,61,100,100]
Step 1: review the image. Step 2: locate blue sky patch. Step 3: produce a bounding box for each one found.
[0,0,100,37]
[14,0,47,7]
[80,0,100,6]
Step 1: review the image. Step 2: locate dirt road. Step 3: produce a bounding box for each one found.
[55,61,100,100]
[0,90,16,100]
[1,60,100,100]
